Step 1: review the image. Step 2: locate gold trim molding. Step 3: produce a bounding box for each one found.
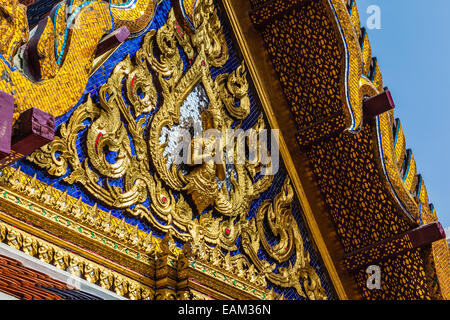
[0,218,154,299]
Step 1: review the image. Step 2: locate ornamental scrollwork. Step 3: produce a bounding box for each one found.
[242,177,328,300]
[28,0,327,299]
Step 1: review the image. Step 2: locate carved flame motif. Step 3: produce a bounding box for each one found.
[29,0,327,299]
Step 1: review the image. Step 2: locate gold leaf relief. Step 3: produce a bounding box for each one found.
[27,0,327,299]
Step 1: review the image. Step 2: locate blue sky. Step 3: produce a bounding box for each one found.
[355,0,450,229]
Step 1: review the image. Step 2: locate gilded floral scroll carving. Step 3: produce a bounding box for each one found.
[28,0,327,299]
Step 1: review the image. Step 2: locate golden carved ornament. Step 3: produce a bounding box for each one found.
[30,5,272,250]
[241,177,328,300]
[22,235,38,257]
[0,224,6,242]
[28,0,327,299]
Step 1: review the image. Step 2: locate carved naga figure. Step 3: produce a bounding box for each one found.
[0,0,160,122]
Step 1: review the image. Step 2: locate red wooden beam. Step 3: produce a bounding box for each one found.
[409,221,446,248]
[344,222,446,271]
[0,92,14,161]
[12,107,55,156]
[95,26,130,58]
[0,108,55,168]
[363,90,395,120]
